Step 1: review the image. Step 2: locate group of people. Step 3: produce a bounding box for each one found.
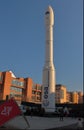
[58,108,83,129]
[24,106,45,117]
[56,107,69,121]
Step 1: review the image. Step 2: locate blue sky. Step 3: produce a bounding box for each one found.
[0,0,83,92]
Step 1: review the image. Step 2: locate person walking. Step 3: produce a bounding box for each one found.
[59,109,64,121]
[77,118,83,129]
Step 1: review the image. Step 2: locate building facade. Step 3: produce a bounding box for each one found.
[66,91,83,104]
[0,71,42,104]
[0,71,83,104]
[55,84,67,103]
[78,91,83,103]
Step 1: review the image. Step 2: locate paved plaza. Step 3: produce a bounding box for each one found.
[2,116,83,130]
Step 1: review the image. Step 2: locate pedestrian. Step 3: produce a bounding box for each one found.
[59,109,64,121]
[30,108,33,117]
[77,118,83,129]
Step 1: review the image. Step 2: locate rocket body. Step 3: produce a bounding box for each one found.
[42,6,56,112]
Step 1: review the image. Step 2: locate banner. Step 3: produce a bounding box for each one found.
[0,98,22,126]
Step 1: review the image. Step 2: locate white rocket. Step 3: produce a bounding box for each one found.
[42,6,56,112]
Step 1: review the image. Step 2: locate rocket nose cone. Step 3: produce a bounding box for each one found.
[45,6,54,25]
[45,6,54,15]
[47,6,53,12]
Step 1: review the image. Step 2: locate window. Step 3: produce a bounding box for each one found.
[11,80,24,87]
[60,90,64,99]
[10,86,22,93]
[37,96,41,100]
[32,96,36,101]
[37,92,41,95]
[10,92,22,98]
[37,86,41,90]
[32,90,36,94]
[20,82,24,86]
[0,75,3,82]
[32,85,36,89]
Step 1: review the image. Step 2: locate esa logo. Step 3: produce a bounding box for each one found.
[43,100,49,106]
[44,87,48,99]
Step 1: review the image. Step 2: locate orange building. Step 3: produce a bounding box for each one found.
[0,71,42,104]
[66,91,83,104]
[71,92,78,104]
[0,70,83,105]
[55,84,67,103]
[77,92,83,103]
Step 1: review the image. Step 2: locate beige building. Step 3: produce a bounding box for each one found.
[55,84,67,103]
[72,91,78,104]
[66,91,83,104]
[66,92,72,103]
[78,91,83,103]
[0,70,83,105]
